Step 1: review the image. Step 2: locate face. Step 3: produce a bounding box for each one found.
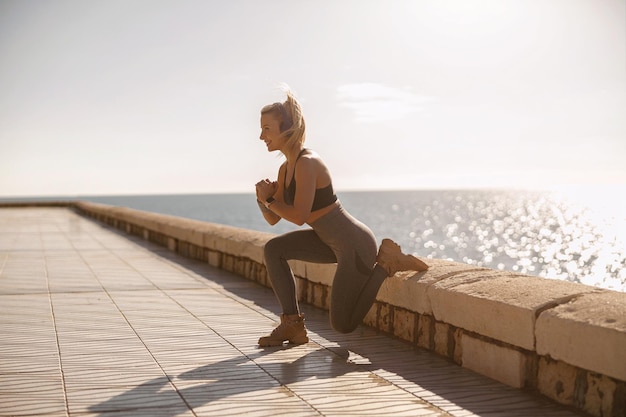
[259,113,285,152]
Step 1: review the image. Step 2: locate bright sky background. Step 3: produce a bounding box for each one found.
[1,0,625,197]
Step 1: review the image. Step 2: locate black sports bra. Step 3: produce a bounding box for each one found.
[283,149,338,211]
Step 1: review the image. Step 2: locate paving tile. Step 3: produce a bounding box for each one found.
[175,381,286,402]
[66,381,187,414]
[76,406,196,417]
[63,371,167,389]
[302,393,445,416]
[192,400,319,417]
[0,393,66,416]
[0,373,64,396]
[0,358,61,374]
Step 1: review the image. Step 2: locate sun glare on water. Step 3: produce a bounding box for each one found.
[382,187,626,292]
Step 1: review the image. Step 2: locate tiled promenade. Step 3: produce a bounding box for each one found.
[0,207,585,416]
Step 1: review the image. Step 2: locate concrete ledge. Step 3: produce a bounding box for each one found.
[17,201,623,417]
[428,270,597,351]
[537,291,626,382]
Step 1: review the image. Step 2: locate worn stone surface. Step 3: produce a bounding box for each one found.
[536,291,626,382]
[538,357,579,407]
[378,303,393,334]
[429,271,593,350]
[583,372,619,417]
[417,314,434,350]
[376,260,482,315]
[392,308,416,343]
[433,322,451,358]
[312,283,330,310]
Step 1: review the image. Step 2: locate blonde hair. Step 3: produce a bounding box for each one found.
[261,86,306,153]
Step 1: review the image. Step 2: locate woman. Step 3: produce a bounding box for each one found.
[255,87,428,347]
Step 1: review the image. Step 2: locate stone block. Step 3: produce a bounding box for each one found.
[310,283,330,310]
[434,322,451,358]
[537,356,578,407]
[452,327,463,364]
[207,251,221,268]
[417,314,434,350]
[429,270,592,350]
[378,303,392,334]
[462,333,529,388]
[583,372,620,417]
[306,282,325,308]
[393,308,416,343]
[254,265,269,287]
[536,291,626,382]
[222,254,234,273]
[233,258,248,278]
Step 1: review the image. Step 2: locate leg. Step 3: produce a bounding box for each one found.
[377,239,429,275]
[330,237,429,332]
[263,229,336,315]
[330,252,389,334]
[259,229,336,347]
[309,206,390,333]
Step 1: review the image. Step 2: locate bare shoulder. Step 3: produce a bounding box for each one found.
[299,149,327,167]
[297,149,332,181]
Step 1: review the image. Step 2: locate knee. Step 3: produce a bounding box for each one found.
[263,236,282,260]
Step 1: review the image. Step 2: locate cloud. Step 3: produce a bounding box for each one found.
[336,83,435,123]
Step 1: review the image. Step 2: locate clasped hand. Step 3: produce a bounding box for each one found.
[255,179,277,202]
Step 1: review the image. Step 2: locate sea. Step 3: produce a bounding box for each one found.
[4,188,625,292]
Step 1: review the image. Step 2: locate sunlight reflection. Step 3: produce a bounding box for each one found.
[396,189,625,292]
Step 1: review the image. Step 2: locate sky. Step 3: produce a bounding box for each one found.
[1,0,625,197]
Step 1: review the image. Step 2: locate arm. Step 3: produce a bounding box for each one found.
[259,158,317,226]
[257,196,281,225]
[256,179,282,226]
[256,163,289,226]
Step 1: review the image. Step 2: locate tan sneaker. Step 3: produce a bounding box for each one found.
[376,238,429,276]
[258,313,309,347]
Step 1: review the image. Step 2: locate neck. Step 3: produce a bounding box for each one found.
[284,145,304,164]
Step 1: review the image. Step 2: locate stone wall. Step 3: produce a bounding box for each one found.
[67,201,626,416]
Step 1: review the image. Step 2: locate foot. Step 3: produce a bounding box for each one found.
[376,238,429,276]
[258,313,309,347]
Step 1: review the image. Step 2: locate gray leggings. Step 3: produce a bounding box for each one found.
[263,204,388,333]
